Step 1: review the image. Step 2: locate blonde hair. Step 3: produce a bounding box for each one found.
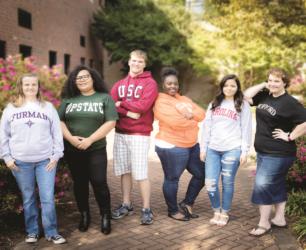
[129,49,147,63]
[12,73,44,107]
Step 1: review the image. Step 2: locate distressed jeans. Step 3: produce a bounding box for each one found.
[205,147,241,212]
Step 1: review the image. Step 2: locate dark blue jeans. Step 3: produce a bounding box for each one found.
[155,143,205,215]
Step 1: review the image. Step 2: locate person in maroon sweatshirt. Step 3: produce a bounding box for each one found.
[110,50,158,225]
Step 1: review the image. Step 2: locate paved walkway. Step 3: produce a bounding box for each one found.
[14,125,302,250]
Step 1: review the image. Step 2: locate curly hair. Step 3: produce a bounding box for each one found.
[211,74,244,112]
[267,68,290,88]
[61,65,108,98]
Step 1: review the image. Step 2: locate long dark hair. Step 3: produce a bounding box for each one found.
[211,74,244,112]
[61,65,108,98]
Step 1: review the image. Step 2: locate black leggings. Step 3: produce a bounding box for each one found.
[65,147,110,215]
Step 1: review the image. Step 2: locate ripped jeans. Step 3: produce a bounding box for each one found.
[205,147,241,212]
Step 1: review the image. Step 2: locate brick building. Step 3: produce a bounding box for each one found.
[0,0,105,75]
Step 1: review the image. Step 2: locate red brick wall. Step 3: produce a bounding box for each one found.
[0,0,104,73]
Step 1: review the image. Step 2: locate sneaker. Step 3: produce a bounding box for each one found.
[140,208,154,225]
[25,233,38,243]
[47,235,66,244]
[209,212,221,225]
[112,203,134,219]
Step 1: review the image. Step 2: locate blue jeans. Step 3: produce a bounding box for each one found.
[155,143,205,215]
[205,147,241,212]
[12,159,58,237]
[251,153,295,205]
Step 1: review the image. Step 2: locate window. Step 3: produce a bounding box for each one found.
[0,40,6,59]
[18,8,32,29]
[19,44,32,58]
[80,57,85,65]
[49,51,57,67]
[80,35,86,47]
[89,59,94,68]
[64,54,70,74]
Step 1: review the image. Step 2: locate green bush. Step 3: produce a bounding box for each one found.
[285,191,306,217]
[0,160,72,216]
[293,216,306,240]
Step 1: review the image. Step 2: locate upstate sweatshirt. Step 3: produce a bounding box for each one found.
[200,99,252,155]
[110,71,158,135]
[154,93,205,148]
[0,101,64,163]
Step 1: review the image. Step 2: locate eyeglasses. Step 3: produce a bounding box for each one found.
[76,74,90,81]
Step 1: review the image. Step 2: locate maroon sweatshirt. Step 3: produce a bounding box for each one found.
[110,71,158,135]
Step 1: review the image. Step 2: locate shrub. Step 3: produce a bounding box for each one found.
[293,216,306,240]
[0,160,72,216]
[0,54,66,111]
[285,191,306,217]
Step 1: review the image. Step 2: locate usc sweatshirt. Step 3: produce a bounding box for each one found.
[111,71,158,135]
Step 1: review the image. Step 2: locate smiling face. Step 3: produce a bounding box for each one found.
[222,79,238,99]
[75,70,94,95]
[267,74,286,96]
[163,75,179,96]
[128,54,146,77]
[22,76,39,100]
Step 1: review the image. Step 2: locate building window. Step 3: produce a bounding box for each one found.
[80,57,85,65]
[80,35,86,47]
[19,44,32,58]
[64,54,70,74]
[49,51,57,67]
[18,8,32,29]
[89,59,94,68]
[0,40,6,59]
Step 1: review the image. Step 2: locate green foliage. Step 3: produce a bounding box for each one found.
[202,0,306,86]
[293,216,306,240]
[0,160,72,216]
[285,191,306,217]
[92,0,194,75]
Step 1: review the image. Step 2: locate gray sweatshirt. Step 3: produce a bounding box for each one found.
[0,101,64,164]
[200,99,252,155]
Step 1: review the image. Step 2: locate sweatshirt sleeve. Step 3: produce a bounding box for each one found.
[154,97,197,130]
[49,104,64,162]
[110,81,128,116]
[200,103,212,154]
[120,80,158,114]
[0,106,14,164]
[240,101,252,155]
[181,96,205,122]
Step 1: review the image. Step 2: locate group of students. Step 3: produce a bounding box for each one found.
[0,49,306,245]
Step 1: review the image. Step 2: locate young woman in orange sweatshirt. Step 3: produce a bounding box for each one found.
[154,67,205,221]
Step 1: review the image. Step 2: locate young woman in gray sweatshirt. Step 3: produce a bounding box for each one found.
[0,74,66,244]
[200,74,252,226]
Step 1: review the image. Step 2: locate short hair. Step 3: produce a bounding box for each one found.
[129,49,147,63]
[268,68,290,88]
[160,67,179,83]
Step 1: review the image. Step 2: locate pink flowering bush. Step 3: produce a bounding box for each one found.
[0,54,66,110]
[0,160,72,216]
[287,136,306,192]
[0,55,71,216]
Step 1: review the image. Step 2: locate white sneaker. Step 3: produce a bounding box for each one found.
[209,212,221,225]
[47,234,66,244]
[25,233,38,243]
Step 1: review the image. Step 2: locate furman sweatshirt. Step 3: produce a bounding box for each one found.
[200,99,252,155]
[0,101,64,163]
[110,71,158,135]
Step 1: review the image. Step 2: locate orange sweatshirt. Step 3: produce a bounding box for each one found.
[153,93,205,148]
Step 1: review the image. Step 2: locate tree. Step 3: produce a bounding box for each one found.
[92,0,196,77]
